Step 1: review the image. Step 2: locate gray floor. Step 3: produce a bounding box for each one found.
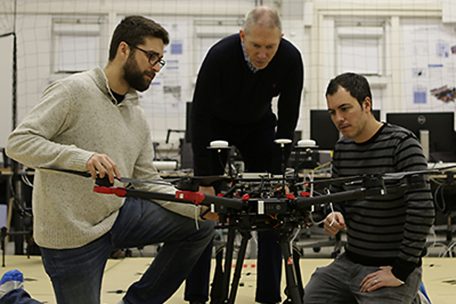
[2,226,456,304]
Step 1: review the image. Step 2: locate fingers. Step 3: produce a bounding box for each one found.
[360,267,403,293]
[323,212,346,235]
[86,153,120,184]
[360,274,382,293]
[203,212,219,221]
[198,187,218,221]
[199,205,219,222]
[199,186,216,196]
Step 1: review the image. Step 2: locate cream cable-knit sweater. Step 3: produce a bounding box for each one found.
[6,67,201,249]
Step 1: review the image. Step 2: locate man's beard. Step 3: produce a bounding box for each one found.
[123,56,155,92]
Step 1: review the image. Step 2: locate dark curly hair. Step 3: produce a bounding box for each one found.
[108,15,169,61]
[326,72,372,108]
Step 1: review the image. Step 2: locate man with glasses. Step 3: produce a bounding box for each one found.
[187,6,304,304]
[129,44,166,70]
[6,15,215,304]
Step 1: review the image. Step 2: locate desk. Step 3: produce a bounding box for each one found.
[0,169,11,230]
[0,167,13,198]
[429,171,456,256]
[428,162,456,169]
[0,167,35,255]
[0,167,12,219]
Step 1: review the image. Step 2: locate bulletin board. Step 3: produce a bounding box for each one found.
[402,23,456,111]
[136,17,193,141]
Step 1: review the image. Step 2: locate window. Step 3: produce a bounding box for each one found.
[51,17,103,73]
[336,26,384,76]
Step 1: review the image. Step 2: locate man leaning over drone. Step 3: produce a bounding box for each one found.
[303,72,434,304]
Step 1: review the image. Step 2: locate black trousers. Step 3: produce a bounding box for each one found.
[184,230,282,303]
[185,115,284,303]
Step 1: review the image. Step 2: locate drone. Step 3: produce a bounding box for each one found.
[19,138,454,304]
[32,161,446,304]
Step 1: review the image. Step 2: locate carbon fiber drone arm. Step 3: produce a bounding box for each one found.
[93,185,244,210]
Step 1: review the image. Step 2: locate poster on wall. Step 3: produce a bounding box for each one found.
[137,18,192,142]
[403,24,456,111]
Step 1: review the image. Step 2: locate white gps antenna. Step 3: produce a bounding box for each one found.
[275,138,292,147]
[274,138,293,181]
[297,139,317,148]
[208,140,233,176]
[294,139,320,173]
[209,140,229,149]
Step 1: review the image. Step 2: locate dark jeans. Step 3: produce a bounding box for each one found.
[40,197,215,304]
[304,253,422,304]
[0,289,42,304]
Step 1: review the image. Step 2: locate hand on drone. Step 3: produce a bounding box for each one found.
[199,185,216,196]
[198,186,219,221]
[323,212,346,236]
[86,152,121,184]
[200,206,219,221]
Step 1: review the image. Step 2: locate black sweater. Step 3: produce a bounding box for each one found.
[191,34,304,174]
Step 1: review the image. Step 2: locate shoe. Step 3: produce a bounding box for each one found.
[0,269,23,285]
[0,269,24,297]
[418,282,432,304]
[189,301,206,304]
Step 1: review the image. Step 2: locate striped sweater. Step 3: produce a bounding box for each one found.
[331,123,435,281]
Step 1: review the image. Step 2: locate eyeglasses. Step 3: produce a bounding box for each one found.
[129,44,166,68]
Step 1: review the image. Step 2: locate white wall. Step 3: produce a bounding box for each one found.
[0,34,13,148]
[0,0,455,145]
[302,0,456,140]
[0,0,255,145]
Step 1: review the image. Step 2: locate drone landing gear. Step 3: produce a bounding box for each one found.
[210,224,304,304]
[280,233,305,304]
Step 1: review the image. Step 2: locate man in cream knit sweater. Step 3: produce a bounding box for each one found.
[6,16,215,304]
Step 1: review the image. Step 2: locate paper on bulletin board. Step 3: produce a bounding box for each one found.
[137,18,192,141]
[402,24,456,111]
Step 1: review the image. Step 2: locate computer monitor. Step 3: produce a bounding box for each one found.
[386,112,456,162]
[310,109,380,150]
